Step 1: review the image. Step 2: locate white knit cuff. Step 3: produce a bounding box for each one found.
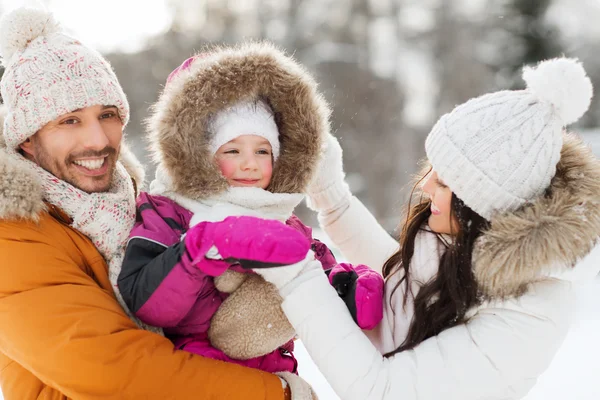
[306,179,351,214]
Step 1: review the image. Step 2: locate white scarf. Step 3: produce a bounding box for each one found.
[150,165,304,226]
[20,153,160,334]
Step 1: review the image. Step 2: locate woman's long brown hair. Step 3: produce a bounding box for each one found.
[382,166,490,356]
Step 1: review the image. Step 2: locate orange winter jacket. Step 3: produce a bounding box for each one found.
[0,147,285,400]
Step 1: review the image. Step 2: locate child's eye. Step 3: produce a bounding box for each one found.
[224,149,239,154]
[256,149,271,155]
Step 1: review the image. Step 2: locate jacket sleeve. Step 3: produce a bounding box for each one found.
[118,196,216,328]
[285,214,337,270]
[0,220,285,400]
[280,268,574,400]
[318,195,399,274]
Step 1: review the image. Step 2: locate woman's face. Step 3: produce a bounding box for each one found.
[422,170,459,235]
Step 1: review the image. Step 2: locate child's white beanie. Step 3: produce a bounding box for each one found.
[0,7,129,150]
[208,99,280,160]
[425,57,593,220]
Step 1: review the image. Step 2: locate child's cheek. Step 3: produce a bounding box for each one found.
[260,159,273,181]
[217,158,237,179]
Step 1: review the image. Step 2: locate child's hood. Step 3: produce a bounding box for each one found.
[146,42,331,200]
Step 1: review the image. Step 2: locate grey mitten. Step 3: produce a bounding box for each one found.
[277,371,319,400]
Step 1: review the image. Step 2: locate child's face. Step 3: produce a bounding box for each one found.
[215,135,273,189]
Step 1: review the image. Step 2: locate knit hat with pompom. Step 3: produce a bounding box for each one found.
[0,7,129,150]
[425,57,593,220]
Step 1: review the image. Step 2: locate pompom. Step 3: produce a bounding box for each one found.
[0,7,60,63]
[523,57,593,125]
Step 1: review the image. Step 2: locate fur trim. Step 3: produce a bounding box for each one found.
[208,274,295,360]
[0,105,44,220]
[473,132,600,298]
[0,149,45,221]
[0,104,145,220]
[119,140,145,192]
[147,42,331,199]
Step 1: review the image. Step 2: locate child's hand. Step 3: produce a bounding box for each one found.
[328,263,384,330]
[184,216,311,276]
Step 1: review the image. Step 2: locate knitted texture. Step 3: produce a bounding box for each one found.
[0,8,129,150]
[208,99,281,159]
[425,58,593,220]
[16,151,161,333]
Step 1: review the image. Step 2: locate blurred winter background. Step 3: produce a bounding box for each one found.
[0,0,599,398]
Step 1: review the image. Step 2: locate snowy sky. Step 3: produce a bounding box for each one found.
[0,0,599,54]
[0,0,173,53]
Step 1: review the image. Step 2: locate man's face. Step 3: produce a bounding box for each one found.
[20,105,124,193]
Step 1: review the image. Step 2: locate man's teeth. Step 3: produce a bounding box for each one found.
[74,159,104,170]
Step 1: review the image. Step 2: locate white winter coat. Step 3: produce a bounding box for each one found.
[280,133,600,400]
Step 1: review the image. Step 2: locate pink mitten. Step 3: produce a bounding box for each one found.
[185,216,311,276]
[328,263,384,330]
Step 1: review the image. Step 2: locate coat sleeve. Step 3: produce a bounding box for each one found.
[286,214,338,270]
[318,196,398,274]
[119,234,217,328]
[118,195,217,328]
[280,269,574,400]
[0,220,285,400]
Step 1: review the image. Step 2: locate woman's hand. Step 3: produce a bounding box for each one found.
[306,134,351,214]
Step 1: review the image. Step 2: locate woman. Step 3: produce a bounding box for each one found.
[256,57,600,399]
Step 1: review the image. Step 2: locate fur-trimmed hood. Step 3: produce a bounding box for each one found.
[0,105,145,221]
[146,42,331,200]
[473,132,600,299]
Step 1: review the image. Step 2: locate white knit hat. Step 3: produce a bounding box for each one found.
[208,99,280,160]
[0,7,129,150]
[425,57,593,220]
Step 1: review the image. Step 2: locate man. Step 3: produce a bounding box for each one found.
[0,7,292,399]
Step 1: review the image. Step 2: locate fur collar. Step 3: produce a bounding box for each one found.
[146,42,331,200]
[0,105,145,221]
[473,132,600,299]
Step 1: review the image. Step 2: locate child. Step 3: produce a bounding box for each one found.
[114,44,383,384]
